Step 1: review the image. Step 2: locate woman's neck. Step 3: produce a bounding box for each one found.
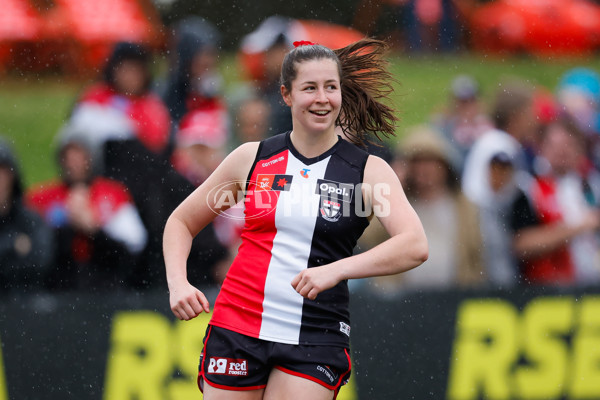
[289,129,338,159]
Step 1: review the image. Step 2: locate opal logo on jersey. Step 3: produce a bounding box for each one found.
[208,357,248,376]
[316,179,354,203]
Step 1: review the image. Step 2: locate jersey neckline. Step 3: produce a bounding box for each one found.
[285,131,342,165]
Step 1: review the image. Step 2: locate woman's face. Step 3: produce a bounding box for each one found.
[61,144,91,184]
[409,155,449,194]
[541,124,582,175]
[281,58,341,135]
[488,161,514,192]
[113,60,147,97]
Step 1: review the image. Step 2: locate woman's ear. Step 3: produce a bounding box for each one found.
[281,85,292,107]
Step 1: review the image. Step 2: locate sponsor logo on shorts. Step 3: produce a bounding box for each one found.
[317,365,339,384]
[339,322,351,337]
[207,357,248,376]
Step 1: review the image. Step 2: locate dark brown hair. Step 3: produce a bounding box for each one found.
[280,38,398,146]
[491,78,534,132]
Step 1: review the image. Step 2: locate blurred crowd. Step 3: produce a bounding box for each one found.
[2,15,600,297]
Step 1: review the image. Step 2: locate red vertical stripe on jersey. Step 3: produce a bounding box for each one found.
[209,150,289,338]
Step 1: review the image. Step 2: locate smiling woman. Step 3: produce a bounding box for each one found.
[281,57,342,156]
[163,38,428,400]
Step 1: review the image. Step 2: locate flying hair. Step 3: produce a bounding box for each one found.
[280,38,399,146]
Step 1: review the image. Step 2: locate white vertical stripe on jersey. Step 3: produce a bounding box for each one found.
[258,153,331,344]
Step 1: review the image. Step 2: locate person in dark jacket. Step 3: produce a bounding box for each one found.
[160,16,226,127]
[26,129,148,291]
[0,137,54,294]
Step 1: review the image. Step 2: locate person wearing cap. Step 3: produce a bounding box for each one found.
[432,74,493,171]
[556,67,600,136]
[238,16,295,136]
[171,105,241,273]
[556,67,600,171]
[171,107,230,187]
[369,125,483,294]
[0,137,54,294]
[25,129,148,291]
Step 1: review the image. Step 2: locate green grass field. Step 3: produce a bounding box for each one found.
[2,52,600,188]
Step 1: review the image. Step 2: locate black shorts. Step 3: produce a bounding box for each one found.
[198,325,352,394]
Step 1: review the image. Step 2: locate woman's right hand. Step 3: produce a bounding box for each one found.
[168,280,210,321]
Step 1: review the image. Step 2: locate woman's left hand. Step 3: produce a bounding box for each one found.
[291,265,341,300]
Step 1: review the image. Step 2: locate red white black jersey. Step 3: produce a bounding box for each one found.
[209,132,370,347]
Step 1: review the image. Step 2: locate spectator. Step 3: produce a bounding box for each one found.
[232,95,271,145]
[26,129,148,291]
[555,67,600,169]
[170,106,239,282]
[238,16,294,135]
[68,41,171,159]
[171,106,230,187]
[556,67,600,137]
[462,129,522,288]
[510,116,600,286]
[371,125,484,294]
[403,0,463,52]
[490,78,540,174]
[0,138,54,293]
[351,136,397,274]
[161,16,225,127]
[432,74,493,171]
[260,33,294,135]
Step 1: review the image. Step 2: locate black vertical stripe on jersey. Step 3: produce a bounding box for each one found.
[299,139,370,347]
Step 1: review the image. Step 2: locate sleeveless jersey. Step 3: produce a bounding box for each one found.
[209,132,370,347]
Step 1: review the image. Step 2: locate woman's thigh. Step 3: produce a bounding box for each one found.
[203,382,265,400]
[263,368,334,400]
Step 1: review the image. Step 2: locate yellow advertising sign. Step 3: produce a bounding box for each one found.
[447,296,600,400]
[0,335,7,400]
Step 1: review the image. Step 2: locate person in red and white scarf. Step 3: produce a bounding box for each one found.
[26,129,148,291]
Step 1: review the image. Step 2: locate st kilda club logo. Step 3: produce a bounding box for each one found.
[316,179,354,222]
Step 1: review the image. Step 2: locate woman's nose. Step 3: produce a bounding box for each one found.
[315,87,328,102]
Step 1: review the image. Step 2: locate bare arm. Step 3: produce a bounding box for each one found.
[163,141,259,320]
[292,155,428,299]
[514,210,600,259]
